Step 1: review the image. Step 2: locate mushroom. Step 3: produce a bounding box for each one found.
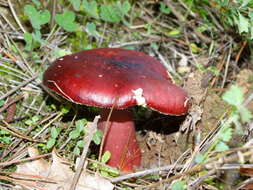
[43,48,190,172]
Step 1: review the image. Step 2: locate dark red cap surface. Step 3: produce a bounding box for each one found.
[43,48,190,115]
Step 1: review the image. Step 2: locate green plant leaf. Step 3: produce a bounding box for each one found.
[77,140,85,147]
[82,0,99,19]
[171,180,187,190]
[69,129,80,139]
[168,29,181,36]
[160,2,171,14]
[51,127,60,139]
[24,5,50,30]
[190,43,199,53]
[25,119,33,126]
[33,30,43,43]
[53,48,72,59]
[215,141,229,151]
[100,165,119,177]
[222,85,244,106]
[249,12,253,21]
[74,146,80,155]
[100,4,121,23]
[2,136,12,144]
[237,12,249,34]
[119,1,131,15]
[101,151,111,163]
[76,119,87,132]
[24,32,33,51]
[239,106,253,123]
[92,129,103,145]
[0,100,5,107]
[55,10,79,32]
[250,26,253,39]
[60,104,71,114]
[32,116,39,123]
[86,22,100,37]
[69,0,81,11]
[32,0,41,7]
[46,138,56,149]
[195,154,205,163]
[220,127,232,142]
[241,0,251,7]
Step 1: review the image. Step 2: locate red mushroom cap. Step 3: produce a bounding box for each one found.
[43,48,190,115]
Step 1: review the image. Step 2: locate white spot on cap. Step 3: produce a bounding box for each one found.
[114,84,118,88]
[57,65,62,68]
[132,88,146,107]
[74,56,78,59]
[98,74,103,78]
[59,58,64,61]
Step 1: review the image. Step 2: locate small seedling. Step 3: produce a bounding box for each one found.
[46,127,61,149]
[24,5,50,30]
[55,10,79,32]
[91,151,119,177]
[159,2,171,14]
[82,0,99,19]
[25,115,40,126]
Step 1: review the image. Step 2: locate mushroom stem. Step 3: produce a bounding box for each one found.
[98,109,141,172]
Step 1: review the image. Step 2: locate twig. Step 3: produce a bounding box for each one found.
[109,38,160,48]
[0,153,51,167]
[7,0,26,33]
[0,121,43,143]
[0,74,38,100]
[69,115,100,190]
[189,169,216,189]
[111,164,184,183]
[139,147,253,189]
[98,106,115,163]
[244,90,253,106]
[234,177,253,190]
[0,112,58,160]
[235,40,247,64]
[221,39,232,88]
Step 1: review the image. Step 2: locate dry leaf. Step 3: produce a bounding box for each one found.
[13,147,113,190]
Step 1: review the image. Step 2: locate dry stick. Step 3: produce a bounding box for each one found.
[98,100,117,163]
[221,39,232,88]
[235,40,247,64]
[1,112,58,160]
[189,169,216,189]
[234,177,253,190]
[69,115,101,190]
[109,38,161,48]
[0,153,51,167]
[139,148,253,189]
[49,0,56,28]
[7,0,26,33]
[0,11,16,31]
[111,164,184,183]
[0,74,38,100]
[210,51,226,88]
[0,122,43,143]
